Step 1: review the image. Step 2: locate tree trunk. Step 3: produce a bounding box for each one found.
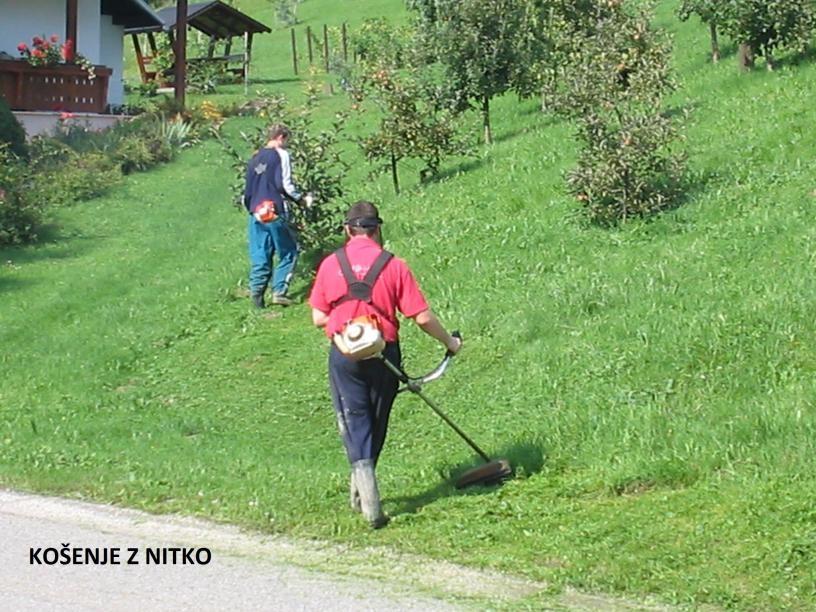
[390,148,400,195]
[738,43,754,71]
[482,95,492,145]
[709,23,720,63]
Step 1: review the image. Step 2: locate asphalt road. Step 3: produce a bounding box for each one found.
[1,489,464,611]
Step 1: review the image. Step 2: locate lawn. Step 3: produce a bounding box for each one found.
[2,1,816,609]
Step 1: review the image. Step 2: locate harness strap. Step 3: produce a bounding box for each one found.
[332,248,393,316]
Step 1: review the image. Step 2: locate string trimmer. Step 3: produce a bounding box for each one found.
[379,333,513,488]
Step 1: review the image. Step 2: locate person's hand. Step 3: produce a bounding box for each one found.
[446,335,462,355]
[303,192,315,207]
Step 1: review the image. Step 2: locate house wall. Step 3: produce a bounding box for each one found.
[0,0,102,63]
[0,0,129,109]
[99,14,124,107]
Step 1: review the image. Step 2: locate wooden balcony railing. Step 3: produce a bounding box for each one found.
[0,59,112,113]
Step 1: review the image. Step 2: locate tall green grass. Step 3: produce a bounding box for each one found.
[3,1,816,609]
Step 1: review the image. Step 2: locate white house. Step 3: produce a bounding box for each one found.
[0,0,161,119]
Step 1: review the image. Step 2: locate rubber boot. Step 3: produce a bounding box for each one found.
[351,459,388,529]
[251,291,265,309]
[349,470,361,513]
[271,293,294,307]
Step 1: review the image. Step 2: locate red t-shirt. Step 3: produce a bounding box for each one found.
[309,236,429,342]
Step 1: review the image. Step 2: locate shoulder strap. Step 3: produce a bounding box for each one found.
[335,247,357,286]
[331,248,393,309]
[363,250,394,288]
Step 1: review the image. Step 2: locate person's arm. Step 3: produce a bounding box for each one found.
[243,160,254,211]
[412,309,461,354]
[278,149,302,202]
[312,308,329,328]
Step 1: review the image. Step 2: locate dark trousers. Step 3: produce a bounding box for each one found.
[328,342,401,464]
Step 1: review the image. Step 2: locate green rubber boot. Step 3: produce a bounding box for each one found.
[351,459,389,529]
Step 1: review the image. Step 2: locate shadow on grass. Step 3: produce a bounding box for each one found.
[0,224,99,269]
[386,440,546,516]
[247,77,301,86]
[424,157,488,184]
[288,237,345,301]
[0,274,35,293]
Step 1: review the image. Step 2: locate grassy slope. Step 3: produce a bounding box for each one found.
[3,1,816,609]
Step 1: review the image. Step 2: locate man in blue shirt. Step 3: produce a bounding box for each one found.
[243,124,311,308]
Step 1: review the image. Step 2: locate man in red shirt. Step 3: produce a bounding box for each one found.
[309,201,462,529]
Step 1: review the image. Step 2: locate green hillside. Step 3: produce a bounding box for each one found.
[2,1,816,609]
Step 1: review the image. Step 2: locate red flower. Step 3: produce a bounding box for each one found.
[50,34,59,43]
[32,36,43,46]
[32,48,44,58]
[61,42,74,62]
[59,112,76,121]
[17,42,28,52]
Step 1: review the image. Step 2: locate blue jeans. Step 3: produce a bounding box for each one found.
[248,214,299,296]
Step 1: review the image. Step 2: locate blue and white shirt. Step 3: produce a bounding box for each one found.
[243,147,302,216]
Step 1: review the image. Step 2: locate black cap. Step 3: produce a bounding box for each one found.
[344,201,383,228]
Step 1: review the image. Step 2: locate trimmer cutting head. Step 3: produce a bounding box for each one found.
[455,459,513,489]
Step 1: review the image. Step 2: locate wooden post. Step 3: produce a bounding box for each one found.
[147,32,158,55]
[323,24,329,72]
[66,0,78,59]
[224,37,232,56]
[175,0,187,109]
[244,32,253,96]
[132,34,148,83]
[342,23,348,62]
[306,26,313,65]
[207,35,217,59]
[291,28,298,75]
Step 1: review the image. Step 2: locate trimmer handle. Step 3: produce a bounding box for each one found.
[388,330,461,391]
[445,330,462,359]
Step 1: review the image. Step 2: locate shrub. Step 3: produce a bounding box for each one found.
[217,87,349,255]
[274,0,301,26]
[567,113,685,224]
[352,18,412,68]
[0,96,28,159]
[0,146,40,245]
[560,3,686,224]
[25,140,121,208]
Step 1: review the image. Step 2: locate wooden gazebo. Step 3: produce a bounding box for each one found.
[125,1,270,86]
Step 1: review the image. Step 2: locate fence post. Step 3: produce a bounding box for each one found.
[291,28,298,75]
[306,25,313,65]
[323,24,329,72]
[342,23,348,62]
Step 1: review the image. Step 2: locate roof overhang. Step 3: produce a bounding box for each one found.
[124,1,271,38]
[102,0,163,30]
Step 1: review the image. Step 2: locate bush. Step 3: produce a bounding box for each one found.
[0,146,40,245]
[352,18,412,68]
[217,87,349,255]
[0,96,28,159]
[567,113,685,224]
[557,3,685,224]
[25,139,121,208]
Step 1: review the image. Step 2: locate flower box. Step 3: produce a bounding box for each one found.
[0,59,112,114]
